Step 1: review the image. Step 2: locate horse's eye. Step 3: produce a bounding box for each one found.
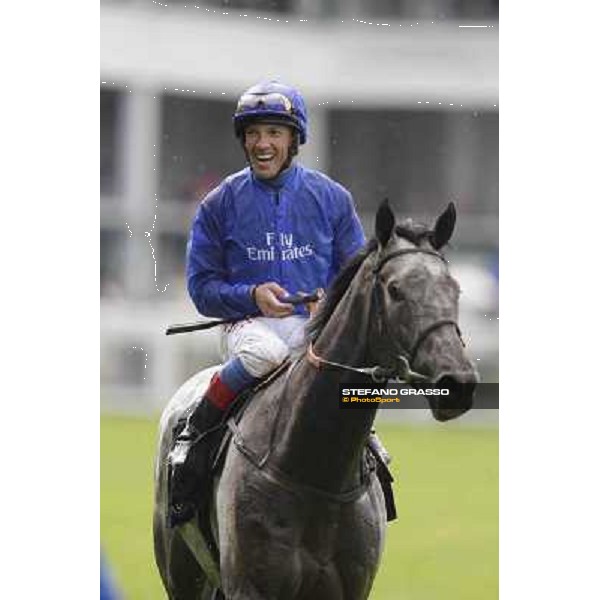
[388,281,404,301]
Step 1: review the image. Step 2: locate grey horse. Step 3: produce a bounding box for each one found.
[153,200,478,599]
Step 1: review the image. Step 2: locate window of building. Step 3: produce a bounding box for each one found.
[330,110,447,216]
[360,0,498,20]
[157,232,189,292]
[100,89,123,197]
[101,229,126,297]
[160,95,244,204]
[329,109,498,220]
[164,0,294,12]
[472,111,498,214]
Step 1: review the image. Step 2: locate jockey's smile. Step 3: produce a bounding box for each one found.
[244,122,293,180]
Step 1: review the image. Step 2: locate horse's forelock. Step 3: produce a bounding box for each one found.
[394,219,432,247]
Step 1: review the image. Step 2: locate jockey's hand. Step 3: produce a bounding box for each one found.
[254,282,295,318]
[306,288,325,317]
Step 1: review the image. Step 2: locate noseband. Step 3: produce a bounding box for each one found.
[307,246,464,383]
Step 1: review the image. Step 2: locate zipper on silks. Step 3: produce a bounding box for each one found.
[275,190,283,283]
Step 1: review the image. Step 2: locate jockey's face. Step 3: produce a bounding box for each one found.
[244,123,294,180]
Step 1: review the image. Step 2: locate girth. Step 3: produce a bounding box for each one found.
[227,417,376,505]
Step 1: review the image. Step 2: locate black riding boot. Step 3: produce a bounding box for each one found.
[167,399,224,527]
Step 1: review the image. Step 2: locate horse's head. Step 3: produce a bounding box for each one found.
[369,200,479,421]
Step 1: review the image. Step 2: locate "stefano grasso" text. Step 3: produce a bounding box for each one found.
[341,388,450,396]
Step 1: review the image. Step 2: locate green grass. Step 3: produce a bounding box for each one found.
[101,416,163,599]
[101,417,498,599]
[371,422,498,600]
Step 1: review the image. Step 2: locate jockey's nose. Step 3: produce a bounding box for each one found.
[253,130,269,145]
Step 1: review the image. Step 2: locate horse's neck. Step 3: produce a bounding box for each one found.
[272,268,378,492]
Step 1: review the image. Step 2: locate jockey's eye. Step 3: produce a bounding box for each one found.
[388,281,405,302]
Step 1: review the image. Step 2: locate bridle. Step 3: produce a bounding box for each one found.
[307,246,464,384]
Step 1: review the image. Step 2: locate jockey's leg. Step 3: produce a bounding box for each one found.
[168,320,290,526]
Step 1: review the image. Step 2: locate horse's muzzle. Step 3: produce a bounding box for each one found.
[428,372,479,422]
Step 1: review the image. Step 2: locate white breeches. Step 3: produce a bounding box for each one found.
[220,315,308,378]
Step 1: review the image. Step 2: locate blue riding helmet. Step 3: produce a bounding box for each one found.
[233,81,308,144]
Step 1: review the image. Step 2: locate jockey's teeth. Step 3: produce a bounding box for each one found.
[256,155,274,162]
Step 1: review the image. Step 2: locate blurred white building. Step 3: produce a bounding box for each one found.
[101,0,498,414]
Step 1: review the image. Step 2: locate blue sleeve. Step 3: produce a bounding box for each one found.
[186,186,257,319]
[332,186,366,273]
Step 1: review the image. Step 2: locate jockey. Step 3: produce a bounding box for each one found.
[168,80,388,526]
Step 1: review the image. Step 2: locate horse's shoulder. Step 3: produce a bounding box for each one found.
[231,363,291,459]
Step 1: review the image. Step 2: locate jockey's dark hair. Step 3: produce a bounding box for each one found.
[289,131,299,157]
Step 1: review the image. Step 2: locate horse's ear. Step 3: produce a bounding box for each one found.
[375,199,395,247]
[431,202,456,249]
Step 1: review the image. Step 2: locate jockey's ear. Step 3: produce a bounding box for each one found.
[430,202,456,250]
[375,199,395,248]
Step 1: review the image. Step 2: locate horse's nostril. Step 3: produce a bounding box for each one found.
[436,374,478,391]
[429,374,477,422]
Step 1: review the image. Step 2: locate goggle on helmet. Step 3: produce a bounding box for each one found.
[233,81,308,145]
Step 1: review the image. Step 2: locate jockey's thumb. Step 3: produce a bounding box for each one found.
[263,282,289,300]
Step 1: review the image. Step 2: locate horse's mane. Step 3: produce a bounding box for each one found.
[306,218,433,342]
[306,239,377,342]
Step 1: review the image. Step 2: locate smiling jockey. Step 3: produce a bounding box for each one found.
[168,80,389,526]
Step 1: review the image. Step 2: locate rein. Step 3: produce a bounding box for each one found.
[307,342,425,384]
[307,246,463,384]
[165,291,321,336]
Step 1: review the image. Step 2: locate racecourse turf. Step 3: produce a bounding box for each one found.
[101,416,498,599]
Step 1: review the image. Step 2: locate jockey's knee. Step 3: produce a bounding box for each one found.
[237,337,290,378]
